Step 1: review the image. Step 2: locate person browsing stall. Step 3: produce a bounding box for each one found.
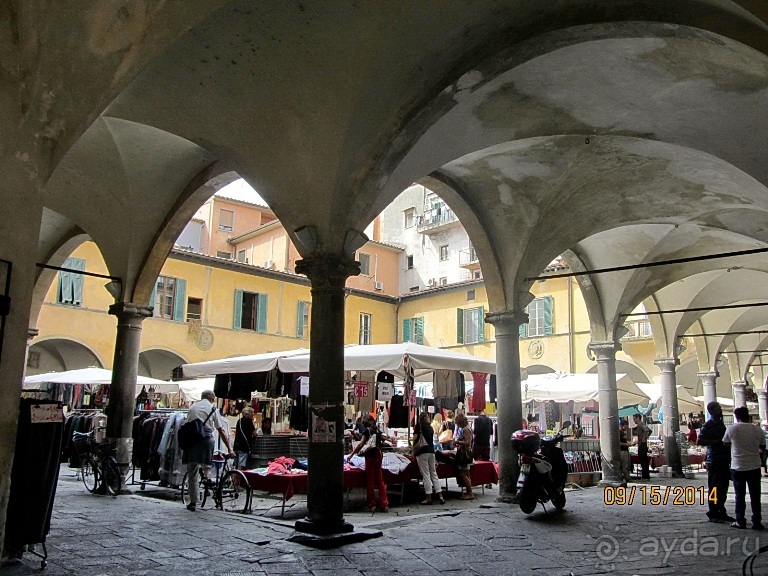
[183,390,234,512]
[632,413,651,480]
[233,407,257,470]
[256,416,272,436]
[697,401,734,524]
[348,413,389,512]
[414,411,444,505]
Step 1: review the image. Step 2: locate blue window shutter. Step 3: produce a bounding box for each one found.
[297,301,305,338]
[457,309,464,344]
[403,318,411,343]
[173,279,187,321]
[149,279,158,316]
[257,293,268,333]
[233,289,243,330]
[415,317,424,345]
[476,306,485,342]
[70,257,85,305]
[519,322,526,339]
[543,296,553,335]
[58,257,73,303]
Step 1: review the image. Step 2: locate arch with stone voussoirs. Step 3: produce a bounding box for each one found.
[26,336,106,375]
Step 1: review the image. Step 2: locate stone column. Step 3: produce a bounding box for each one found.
[105,302,153,491]
[656,358,683,477]
[698,371,718,417]
[294,253,359,535]
[588,341,624,486]
[757,390,768,424]
[486,310,527,502]
[732,381,747,409]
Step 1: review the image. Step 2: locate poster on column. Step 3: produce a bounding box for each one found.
[311,404,336,443]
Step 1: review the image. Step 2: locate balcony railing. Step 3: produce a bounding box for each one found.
[458,247,480,269]
[416,205,459,233]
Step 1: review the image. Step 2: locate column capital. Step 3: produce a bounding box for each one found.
[485,309,528,335]
[732,380,747,389]
[757,389,768,399]
[27,327,39,341]
[295,253,360,288]
[108,302,154,320]
[654,357,680,371]
[697,370,718,380]
[587,341,621,361]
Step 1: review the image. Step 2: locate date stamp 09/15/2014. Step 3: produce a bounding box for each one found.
[603,485,715,506]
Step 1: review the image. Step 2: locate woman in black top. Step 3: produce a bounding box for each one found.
[234,407,256,469]
[414,411,444,505]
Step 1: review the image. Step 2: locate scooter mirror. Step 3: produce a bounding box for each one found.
[560,420,572,430]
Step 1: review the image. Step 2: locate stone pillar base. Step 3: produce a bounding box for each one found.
[295,518,354,536]
[598,479,626,488]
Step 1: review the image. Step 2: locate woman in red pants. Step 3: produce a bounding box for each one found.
[349,413,389,512]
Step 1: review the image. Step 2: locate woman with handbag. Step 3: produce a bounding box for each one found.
[233,407,257,469]
[414,411,444,505]
[454,412,475,500]
[348,413,389,512]
[440,410,456,450]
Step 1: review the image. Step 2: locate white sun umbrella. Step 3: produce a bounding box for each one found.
[23,367,177,393]
[521,372,650,407]
[693,396,758,410]
[637,383,702,414]
[277,342,496,375]
[181,348,310,378]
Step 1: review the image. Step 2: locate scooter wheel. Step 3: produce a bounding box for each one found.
[552,491,566,510]
[519,495,537,514]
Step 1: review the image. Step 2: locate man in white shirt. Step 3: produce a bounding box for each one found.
[722,406,766,530]
[183,390,234,511]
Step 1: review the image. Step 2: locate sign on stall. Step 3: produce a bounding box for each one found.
[377,382,393,401]
[354,381,369,398]
[30,404,64,424]
[311,404,336,443]
[299,376,309,396]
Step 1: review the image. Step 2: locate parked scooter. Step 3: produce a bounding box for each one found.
[511,421,571,514]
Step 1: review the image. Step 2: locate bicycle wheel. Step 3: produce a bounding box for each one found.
[181,472,204,507]
[102,458,121,496]
[215,470,251,513]
[81,457,99,493]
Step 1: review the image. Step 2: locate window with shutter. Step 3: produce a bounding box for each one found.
[154,276,180,319]
[359,313,372,344]
[358,252,371,276]
[57,257,86,306]
[403,318,411,342]
[172,279,187,321]
[297,300,311,338]
[415,316,424,344]
[458,307,484,344]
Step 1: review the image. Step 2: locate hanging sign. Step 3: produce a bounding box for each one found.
[30,404,64,424]
[377,382,393,401]
[299,376,309,396]
[354,381,369,398]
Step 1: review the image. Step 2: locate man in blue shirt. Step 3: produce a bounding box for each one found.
[697,402,734,523]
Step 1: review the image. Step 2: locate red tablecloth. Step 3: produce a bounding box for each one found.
[242,459,499,502]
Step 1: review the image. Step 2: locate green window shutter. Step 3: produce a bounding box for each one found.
[233,289,243,330]
[297,301,305,338]
[543,296,553,335]
[149,279,158,316]
[403,318,411,343]
[415,316,424,345]
[257,293,268,333]
[456,308,464,344]
[70,257,86,305]
[173,278,187,321]
[518,322,526,339]
[476,306,485,342]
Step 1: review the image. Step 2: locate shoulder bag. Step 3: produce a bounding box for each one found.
[178,407,216,451]
[455,427,473,466]
[412,430,428,456]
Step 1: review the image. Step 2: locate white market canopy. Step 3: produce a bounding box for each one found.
[181,348,310,378]
[277,343,496,375]
[637,383,702,414]
[693,396,759,410]
[175,378,216,403]
[23,367,177,393]
[521,372,650,407]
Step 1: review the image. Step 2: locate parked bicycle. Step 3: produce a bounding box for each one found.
[72,428,121,496]
[181,451,251,513]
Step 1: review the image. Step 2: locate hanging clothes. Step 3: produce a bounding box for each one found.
[489,375,497,404]
[471,372,487,412]
[388,394,409,428]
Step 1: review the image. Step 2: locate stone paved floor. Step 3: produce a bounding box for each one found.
[4,466,768,575]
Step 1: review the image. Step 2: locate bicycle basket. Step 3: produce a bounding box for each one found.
[72,434,92,458]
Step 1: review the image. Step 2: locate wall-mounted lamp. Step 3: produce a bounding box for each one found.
[294,225,318,254]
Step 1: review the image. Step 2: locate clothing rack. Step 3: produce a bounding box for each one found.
[129,409,188,492]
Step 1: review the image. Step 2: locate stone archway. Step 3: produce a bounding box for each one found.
[138,348,187,381]
[27,338,104,376]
